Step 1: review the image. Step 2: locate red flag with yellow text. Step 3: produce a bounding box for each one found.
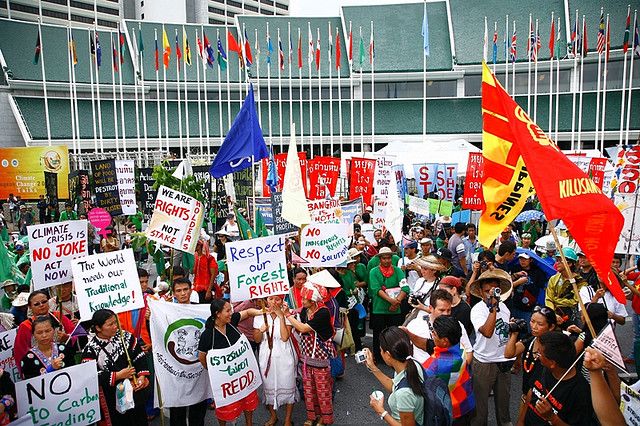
[482,62,625,302]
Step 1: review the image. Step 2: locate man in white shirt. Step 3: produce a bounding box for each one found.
[579,284,627,326]
[221,213,240,240]
[468,269,514,426]
[400,240,421,290]
[401,289,473,365]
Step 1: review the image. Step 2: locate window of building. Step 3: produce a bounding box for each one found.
[140,1,144,6]
[209,18,225,25]
[245,4,258,12]
[227,0,242,8]
[208,6,225,15]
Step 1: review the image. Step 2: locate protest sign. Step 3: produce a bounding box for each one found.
[428,198,439,214]
[462,152,485,210]
[44,171,59,205]
[233,168,254,211]
[307,198,342,224]
[192,165,213,211]
[300,223,350,267]
[615,195,640,255]
[138,167,156,220]
[262,152,308,197]
[226,235,289,302]
[16,361,101,426]
[87,208,111,239]
[413,163,437,198]
[408,195,430,216]
[115,160,137,215]
[28,220,88,289]
[271,192,298,235]
[307,156,340,200]
[247,197,273,228]
[567,155,609,191]
[621,382,640,426]
[349,157,376,205]
[372,199,387,228]
[146,185,204,254]
[436,164,458,202]
[438,200,454,216]
[452,210,471,224]
[373,156,394,199]
[148,299,212,408]
[612,146,640,194]
[340,197,364,224]
[393,164,407,200]
[207,334,262,408]
[91,159,122,216]
[0,329,19,383]
[71,249,144,321]
[0,146,69,199]
[591,323,626,372]
[214,178,230,231]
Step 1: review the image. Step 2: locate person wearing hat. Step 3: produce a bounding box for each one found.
[510,252,548,325]
[220,213,240,240]
[17,204,33,236]
[544,247,588,326]
[0,280,18,312]
[468,269,515,426]
[369,247,410,364]
[438,276,474,341]
[419,237,434,256]
[522,218,542,244]
[541,240,557,267]
[366,244,400,273]
[520,233,533,250]
[10,292,29,326]
[436,247,465,279]
[576,250,601,292]
[213,229,231,261]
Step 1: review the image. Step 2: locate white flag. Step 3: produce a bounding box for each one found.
[384,169,403,244]
[281,123,311,227]
[148,299,213,408]
[591,323,626,372]
[171,159,193,180]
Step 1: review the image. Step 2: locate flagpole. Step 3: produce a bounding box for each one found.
[533,19,539,123]
[182,27,191,157]
[132,31,142,164]
[336,25,343,157]
[317,27,324,156]
[526,14,532,115]
[308,22,314,158]
[36,19,52,145]
[504,14,509,91]
[297,27,304,155]
[370,20,375,154]
[266,24,273,152]
[577,15,586,150]
[117,28,126,156]
[288,23,294,155]
[511,20,516,97]
[619,6,631,146]
[71,30,81,161]
[217,29,225,152]
[162,25,170,153]
[255,28,263,135]
[88,29,98,153]
[66,25,77,158]
[137,24,149,163]
[548,12,554,135]
[348,21,354,153]
[570,10,578,150]
[625,10,637,146]
[175,29,183,158]
[483,16,488,63]
[492,21,497,74]
[195,29,203,155]
[277,28,284,153]
[201,28,211,159]
[359,26,364,154]
[110,34,120,154]
[224,28,231,132]
[423,3,427,142]
[154,29,163,153]
[328,21,334,156]
[554,16,561,143]
[600,14,610,153]
[594,8,604,150]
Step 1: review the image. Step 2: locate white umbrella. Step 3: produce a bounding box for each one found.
[535,234,569,250]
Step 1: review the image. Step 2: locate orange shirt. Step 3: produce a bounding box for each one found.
[193,253,219,293]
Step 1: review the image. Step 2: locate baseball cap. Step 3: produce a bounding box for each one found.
[517,253,531,259]
[419,237,433,245]
[436,247,453,262]
[404,240,418,250]
[439,276,462,289]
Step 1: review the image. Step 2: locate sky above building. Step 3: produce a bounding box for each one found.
[289,0,413,17]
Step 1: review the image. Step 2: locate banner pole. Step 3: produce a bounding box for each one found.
[544,349,586,399]
[155,376,166,426]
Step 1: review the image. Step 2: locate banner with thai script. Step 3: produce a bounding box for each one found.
[567,155,608,190]
[462,152,485,210]
[349,157,376,205]
[28,220,88,290]
[115,160,136,215]
[393,164,407,200]
[0,146,69,200]
[307,156,340,200]
[300,223,350,267]
[262,152,308,197]
[612,145,640,194]
[373,156,394,199]
[146,186,204,254]
[91,159,122,216]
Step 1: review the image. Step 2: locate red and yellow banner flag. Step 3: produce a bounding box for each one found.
[478,65,534,247]
[482,62,625,302]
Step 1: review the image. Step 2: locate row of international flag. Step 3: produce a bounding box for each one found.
[487,8,640,64]
[34,22,376,73]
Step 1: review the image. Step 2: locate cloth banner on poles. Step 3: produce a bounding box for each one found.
[28,220,88,289]
[435,164,458,202]
[138,168,156,221]
[612,145,640,194]
[413,163,437,198]
[71,249,145,321]
[146,185,204,254]
[307,156,340,200]
[300,222,350,267]
[16,361,101,426]
[262,152,308,197]
[349,157,376,205]
[462,152,485,210]
[373,156,394,199]
[233,168,253,211]
[214,178,230,231]
[115,160,137,215]
[91,159,122,216]
[148,299,213,408]
[393,164,407,201]
[615,195,640,255]
[206,334,262,408]
[225,235,289,302]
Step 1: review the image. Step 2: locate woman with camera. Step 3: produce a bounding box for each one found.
[504,305,557,397]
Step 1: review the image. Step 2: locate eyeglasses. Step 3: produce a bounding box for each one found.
[31,301,48,307]
[533,306,553,316]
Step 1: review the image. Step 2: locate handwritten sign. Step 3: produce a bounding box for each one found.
[71,249,144,321]
[115,160,137,215]
[87,208,112,239]
[146,185,204,254]
[138,167,156,220]
[408,195,431,216]
[372,199,387,228]
[16,361,101,426]
[28,220,88,290]
[0,329,19,383]
[373,156,394,199]
[621,382,640,426]
[300,223,350,267]
[271,192,298,235]
[307,198,342,224]
[462,152,485,210]
[225,235,289,302]
[207,334,262,408]
[91,159,122,216]
[413,163,437,198]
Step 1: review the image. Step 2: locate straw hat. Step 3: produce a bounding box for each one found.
[307,269,341,289]
[413,255,447,272]
[468,269,513,301]
[376,247,395,257]
[11,292,29,307]
[347,247,362,259]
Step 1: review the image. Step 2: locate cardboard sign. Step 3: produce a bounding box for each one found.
[148,299,212,408]
[591,323,626,372]
[138,167,156,220]
[438,200,454,216]
[91,159,122,216]
[87,208,112,239]
[206,334,262,408]
[408,195,431,216]
[300,223,350,267]
[271,192,298,235]
[621,382,640,426]
[372,199,387,228]
[0,329,19,383]
[225,235,289,302]
[28,220,88,290]
[16,361,101,426]
[71,249,144,321]
[115,160,137,215]
[146,185,204,254]
[307,198,343,224]
[462,152,485,210]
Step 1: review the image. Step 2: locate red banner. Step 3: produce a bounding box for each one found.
[307,156,341,200]
[349,157,376,206]
[588,157,607,190]
[484,63,625,303]
[262,152,308,197]
[462,152,485,210]
[614,146,640,194]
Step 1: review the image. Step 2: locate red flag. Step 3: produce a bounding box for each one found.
[462,152,485,210]
[315,31,321,70]
[349,157,376,204]
[261,152,308,196]
[605,20,610,62]
[348,24,353,62]
[548,17,555,56]
[227,29,242,54]
[308,157,341,200]
[335,30,341,70]
[297,29,302,69]
[482,62,625,302]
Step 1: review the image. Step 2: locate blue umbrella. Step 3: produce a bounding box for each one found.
[513,248,557,278]
[514,210,545,222]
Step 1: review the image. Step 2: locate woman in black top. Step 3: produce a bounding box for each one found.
[20,316,75,380]
[197,299,263,426]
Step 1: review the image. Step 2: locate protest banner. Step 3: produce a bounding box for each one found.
[308,198,343,224]
[225,235,289,302]
[428,198,440,214]
[0,329,19,383]
[28,220,88,289]
[462,152,485,210]
[91,159,122,216]
[615,195,640,255]
[300,222,350,267]
[192,166,213,211]
[16,361,101,426]
[373,155,394,199]
[621,382,640,426]
[0,146,69,199]
[408,195,430,216]
[349,157,376,205]
[207,334,262,408]
[233,168,254,211]
[214,178,230,231]
[436,164,458,202]
[138,167,156,220]
[452,210,471,224]
[340,197,364,224]
[71,249,144,321]
[413,163,437,198]
[307,156,341,200]
[567,155,609,190]
[146,185,204,254]
[438,200,454,216]
[393,164,407,201]
[114,160,137,215]
[87,208,112,239]
[247,196,273,228]
[612,145,640,194]
[262,152,309,197]
[591,323,626,372]
[271,192,298,235]
[372,199,387,228]
[148,299,213,408]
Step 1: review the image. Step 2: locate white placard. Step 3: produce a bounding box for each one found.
[407,195,431,216]
[71,249,144,321]
[16,361,101,426]
[0,329,19,383]
[115,160,137,215]
[307,198,342,224]
[28,220,88,289]
[225,235,289,302]
[300,222,350,267]
[206,334,262,408]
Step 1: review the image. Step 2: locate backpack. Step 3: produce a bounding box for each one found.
[397,372,452,426]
